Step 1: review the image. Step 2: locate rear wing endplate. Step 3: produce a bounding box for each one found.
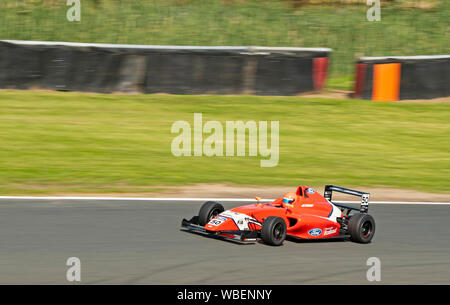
[324,185,370,213]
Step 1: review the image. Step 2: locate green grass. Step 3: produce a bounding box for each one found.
[326,75,354,91]
[0,90,448,194]
[0,0,448,77]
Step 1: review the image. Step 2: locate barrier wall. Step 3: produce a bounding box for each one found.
[0,40,331,96]
[353,55,450,101]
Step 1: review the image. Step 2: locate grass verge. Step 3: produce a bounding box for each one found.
[0,90,448,194]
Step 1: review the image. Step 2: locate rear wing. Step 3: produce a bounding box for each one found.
[324,185,370,213]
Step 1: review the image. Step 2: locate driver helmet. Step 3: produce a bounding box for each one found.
[282,192,297,206]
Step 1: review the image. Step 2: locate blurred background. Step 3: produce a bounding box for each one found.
[0,0,448,196]
[0,0,448,87]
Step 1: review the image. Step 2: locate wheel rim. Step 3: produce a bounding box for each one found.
[209,209,220,221]
[273,223,285,240]
[361,220,373,238]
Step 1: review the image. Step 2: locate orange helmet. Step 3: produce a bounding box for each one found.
[282,192,297,206]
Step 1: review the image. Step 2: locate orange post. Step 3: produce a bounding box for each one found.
[372,63,401,102]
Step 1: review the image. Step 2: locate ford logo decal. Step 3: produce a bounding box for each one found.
[308,228,322,236]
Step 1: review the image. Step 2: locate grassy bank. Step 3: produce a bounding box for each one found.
[0,90,448,194]
[0,0,448,80]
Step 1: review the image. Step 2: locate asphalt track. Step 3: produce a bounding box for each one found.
[0,199,449,284]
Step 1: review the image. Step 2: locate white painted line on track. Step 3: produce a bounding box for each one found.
[0,196,449,205]
[334,200,450,205]
[0,196,270,202]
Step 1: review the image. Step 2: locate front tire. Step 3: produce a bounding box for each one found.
[261,216,287,246]
[198,201,224,226]
[348,213,375,244]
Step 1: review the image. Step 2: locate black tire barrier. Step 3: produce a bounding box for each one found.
[353,55,450,101]
[0,40,331,96]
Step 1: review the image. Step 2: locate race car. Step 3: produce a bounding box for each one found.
[181,185,375,246]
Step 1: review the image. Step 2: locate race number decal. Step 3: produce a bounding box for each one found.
[208,218,225,226]
[362,194,370,206]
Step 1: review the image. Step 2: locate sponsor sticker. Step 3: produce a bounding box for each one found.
[301,204,314,208]
[324,227,337,236]
[308,228,322,236]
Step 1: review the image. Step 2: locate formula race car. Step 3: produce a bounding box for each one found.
[181,185,375,246]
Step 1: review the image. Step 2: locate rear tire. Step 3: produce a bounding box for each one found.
[348,213,375,244]
[261,216,287,246]
[198,201,224,226]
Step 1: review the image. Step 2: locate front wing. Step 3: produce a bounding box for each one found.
[181,216,258,244]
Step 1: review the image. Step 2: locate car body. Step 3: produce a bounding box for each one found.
[181,185,375,245]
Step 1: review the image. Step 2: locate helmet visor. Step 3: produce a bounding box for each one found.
[283,197,294,204]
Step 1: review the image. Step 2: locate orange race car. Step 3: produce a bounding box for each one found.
[181,185,375,246]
